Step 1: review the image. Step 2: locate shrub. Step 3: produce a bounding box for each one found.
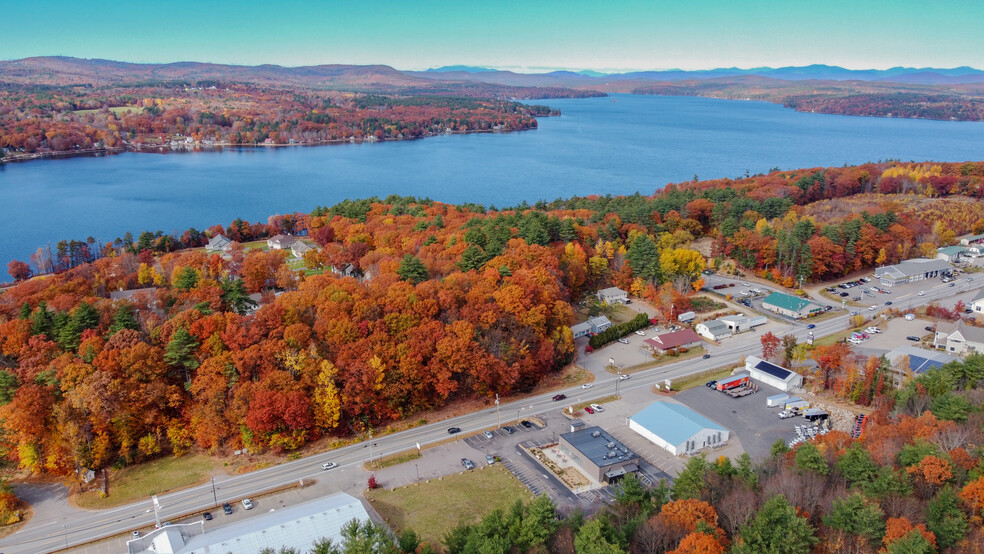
[588,312,650,349]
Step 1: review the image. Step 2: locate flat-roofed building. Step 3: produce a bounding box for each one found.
[761,292,821,319]
[558,426,640,483]
[874,258,952,287]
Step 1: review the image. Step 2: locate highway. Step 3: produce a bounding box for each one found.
[1,277,977,553]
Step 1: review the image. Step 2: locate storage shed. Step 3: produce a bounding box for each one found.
[629,402,729,456]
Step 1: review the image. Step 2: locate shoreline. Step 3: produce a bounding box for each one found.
[0,125,538,166]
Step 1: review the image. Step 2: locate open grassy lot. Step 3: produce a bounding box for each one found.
[74,455,217,509]
[73,106,144,116]
[670,367,736,391]
[366,464,531,547]
[613,344,706,373]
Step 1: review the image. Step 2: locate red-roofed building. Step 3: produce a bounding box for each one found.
[643,329,703,353]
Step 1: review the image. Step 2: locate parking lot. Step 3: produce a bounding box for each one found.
[674,381,799,459]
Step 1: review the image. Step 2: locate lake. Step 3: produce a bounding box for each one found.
[3,93,984,276]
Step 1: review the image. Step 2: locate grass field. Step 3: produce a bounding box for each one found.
[366,464,531,547]
[670,367,736,391]
[75,455,217,509]
[73,106,144,116]
[614,345,706,373]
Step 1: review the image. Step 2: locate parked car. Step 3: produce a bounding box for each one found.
[461,458,475,470]
[202,512,213,521]
[222,503,233,515]
[635,330,645,336]
[807,324,816,329]
[485,455,496,465]
[483,430,494,439]
[584,406,595,414]
[590,404,604,412]
[839,292,849,297]
[552,394,567,401]
[520,420,533,428]
[447,427,461,434]
[502,426,514,434]
[925,326,936,332]
[907,336,920,341]
[778,410,795,419]
[705,380,717,388]
[580,383,592,389]
[617,338,630,344]
[242,498,253,510]
[321,462,338,470]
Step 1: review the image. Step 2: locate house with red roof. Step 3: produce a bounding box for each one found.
[643,329,703,353]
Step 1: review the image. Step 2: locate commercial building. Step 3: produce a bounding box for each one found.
[126,493,371,554]
[874,258,952,287]
[695,319,731,341]
[744,355,804,392]
[597,287,629,304]
[557,426,640,483]
[643,329,703,353]
[717,314,768,332]
[960,233,984,246]
[936,246,971,263]
[629,402,729,455]
[761,292,822,319]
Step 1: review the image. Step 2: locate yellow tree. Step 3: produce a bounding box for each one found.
[313,360,341,430]
[660,248,706,282]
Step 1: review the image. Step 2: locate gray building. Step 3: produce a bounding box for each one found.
[629,401,729,455]
[571,316,614,339]
[558,426,640,483]
[874,258,952,287]
[695,319,731,340]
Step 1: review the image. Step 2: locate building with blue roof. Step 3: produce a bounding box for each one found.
[628,401,729,456]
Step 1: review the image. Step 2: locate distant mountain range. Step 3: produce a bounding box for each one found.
[4,57,984,90]
[424,64,984,85]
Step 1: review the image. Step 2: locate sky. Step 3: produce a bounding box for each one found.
[3,0,983,72]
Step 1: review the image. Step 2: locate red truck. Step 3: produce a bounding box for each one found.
[716,374,749,391]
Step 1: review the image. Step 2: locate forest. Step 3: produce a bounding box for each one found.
[0,81,569,159]
[631,78,984,122]
[2,160,984,547]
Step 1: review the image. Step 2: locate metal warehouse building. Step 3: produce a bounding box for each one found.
[744,355,804,391]
[628,402,729,456]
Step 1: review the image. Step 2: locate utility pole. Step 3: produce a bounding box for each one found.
[495,394,500,428]
[210,476,218,507]
[368,431,374,466]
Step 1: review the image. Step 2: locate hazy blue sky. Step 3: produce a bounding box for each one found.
[4,0,982,71]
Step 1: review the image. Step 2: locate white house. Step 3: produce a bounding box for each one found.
[597,287,629,304]
[629,401,729,455]
[971,289,984,315]
[267,234,298,250]
[695,319,731,341]
[744,355,804,392]
[290,241,316,258]
[940,321,984,356]
[205,234,232,252]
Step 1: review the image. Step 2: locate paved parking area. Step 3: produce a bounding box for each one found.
[674,382,797,459]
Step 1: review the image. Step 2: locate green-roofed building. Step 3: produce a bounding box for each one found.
[761,291,822,319]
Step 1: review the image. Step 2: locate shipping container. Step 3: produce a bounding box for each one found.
[677,311,696,322]
[716,373,749,391]
[766,393,790,407]
[785,400,811,411]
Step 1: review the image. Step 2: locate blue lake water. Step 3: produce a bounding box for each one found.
[2,93,984,276]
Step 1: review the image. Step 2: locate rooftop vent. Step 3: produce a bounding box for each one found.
[606,442,616,449]
[591,431,601,437]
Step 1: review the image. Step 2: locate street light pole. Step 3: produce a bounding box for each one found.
[495,394,500,428]
[368,431,374,466]
[211,476,218,507]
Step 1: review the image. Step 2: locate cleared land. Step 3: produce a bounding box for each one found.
[366,464,531,547]
[74,455,216,509]
[72,106,144,116]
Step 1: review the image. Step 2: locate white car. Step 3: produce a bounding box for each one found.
[617,338,630,344]
[590,404,604,412]
[848,338,862,344]
[321,462,338,470]
[618,374,630,380]
[869,305,877,311]
[242,498,253,510]
[634,330,645,336]
[581,383,592,389]
[918,291,926,296]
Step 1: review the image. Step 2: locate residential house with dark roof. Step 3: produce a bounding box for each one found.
[205,234,232,252]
